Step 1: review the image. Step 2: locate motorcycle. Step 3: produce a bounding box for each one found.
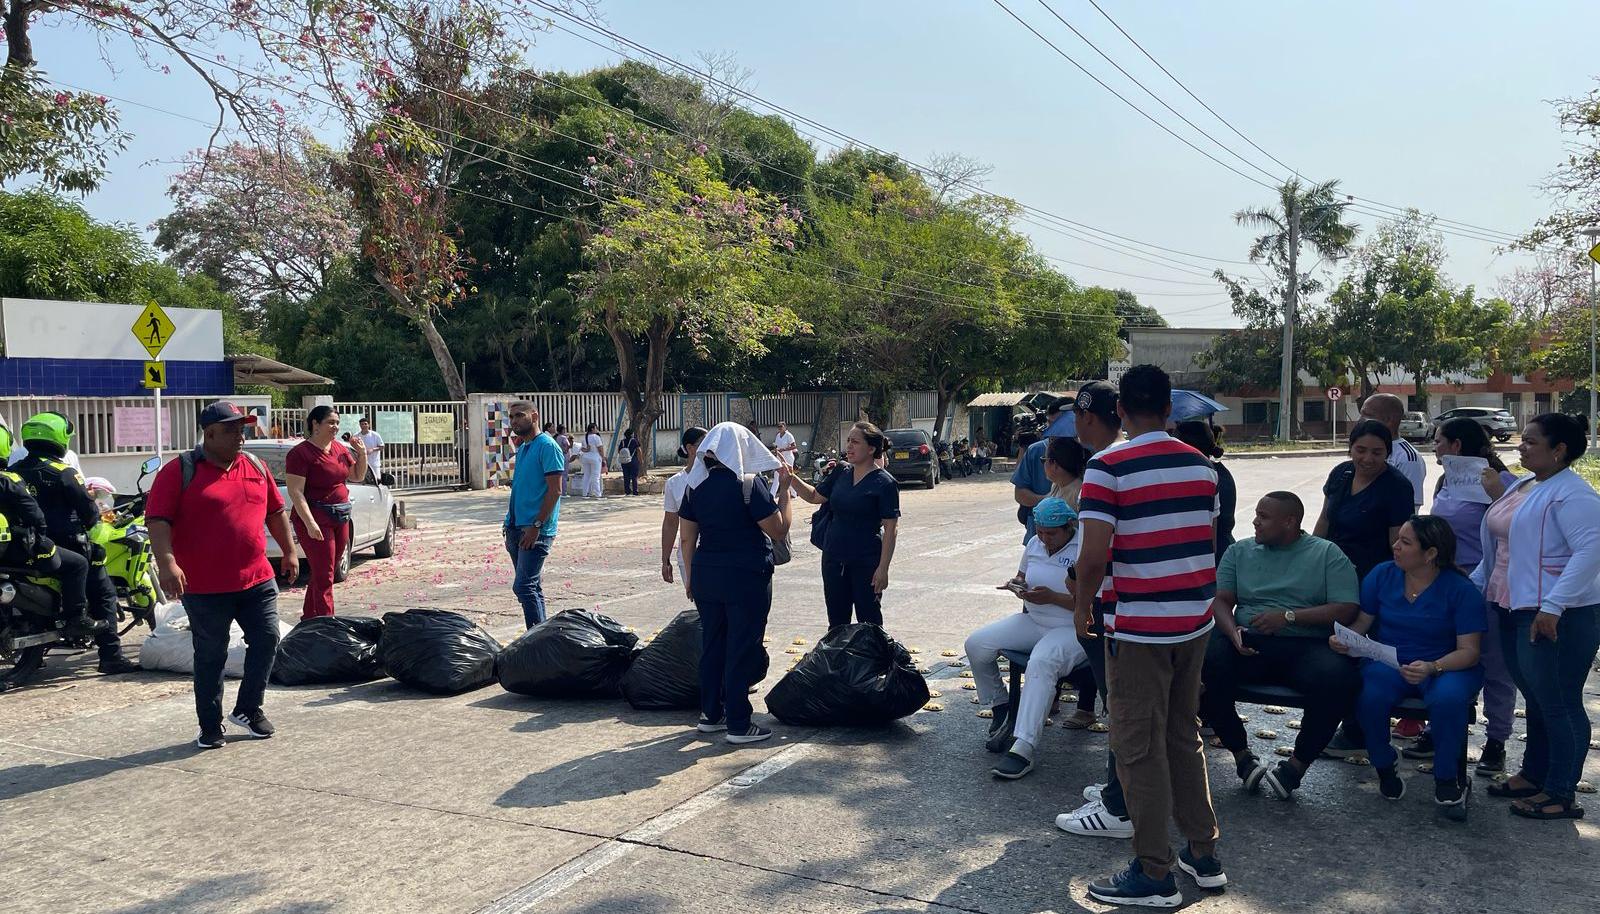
[0,457,163,691]
[92,457,165,633]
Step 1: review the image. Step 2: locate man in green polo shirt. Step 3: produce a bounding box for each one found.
[1201,491,1361,800]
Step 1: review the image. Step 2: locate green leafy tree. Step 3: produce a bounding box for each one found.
[575,131,802,461]
[1219,178,1357,439]
[0,68,128,193]
[1104,287,1167,338]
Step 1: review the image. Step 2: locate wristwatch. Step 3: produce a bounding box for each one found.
[1431,661,1443,676]
[1284,610,1297,625]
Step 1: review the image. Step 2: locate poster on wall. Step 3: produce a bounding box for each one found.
[376,410,416,445]
[113,406,175,449]
[417,412,455,444]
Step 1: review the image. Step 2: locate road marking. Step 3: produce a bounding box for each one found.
[917,529,1019,558]
[474,743,814,914]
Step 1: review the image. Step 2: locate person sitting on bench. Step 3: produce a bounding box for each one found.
[965,497,1089,780]
[1333,515,1483,814]
[1201,492,1361,799]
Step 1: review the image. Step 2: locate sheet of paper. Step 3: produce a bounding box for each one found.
[1440,454,1493,505]
[1333,622,1401,670]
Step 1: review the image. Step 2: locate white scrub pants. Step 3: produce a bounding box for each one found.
[580,454,604,497]
[964,613,1087,749]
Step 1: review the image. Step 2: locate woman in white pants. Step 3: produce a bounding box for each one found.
[580,422,605,498]
[964,497,1087,780]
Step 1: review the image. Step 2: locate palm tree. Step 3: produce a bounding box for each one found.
[1233,178,1358,441]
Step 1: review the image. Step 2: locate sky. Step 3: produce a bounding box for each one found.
[22,0,1599,328]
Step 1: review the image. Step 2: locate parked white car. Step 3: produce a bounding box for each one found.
[1397,412,1431,441]
[246,440,398,582]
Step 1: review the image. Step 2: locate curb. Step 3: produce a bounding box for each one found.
[1225,443,1519,461]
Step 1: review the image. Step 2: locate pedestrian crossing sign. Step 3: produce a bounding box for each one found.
[132,302,175,359]
[142,361,166,390]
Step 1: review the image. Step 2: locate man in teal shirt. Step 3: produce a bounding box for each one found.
[1200,491,1361,800]
[504,401,565,627]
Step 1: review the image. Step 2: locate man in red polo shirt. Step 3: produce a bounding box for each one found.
[147,401,298,750]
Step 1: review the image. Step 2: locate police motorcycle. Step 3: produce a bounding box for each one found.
[86,458,165,633]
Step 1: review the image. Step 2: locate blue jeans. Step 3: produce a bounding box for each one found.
[183,580,281,732]
[1515,605,1600,801]
[505,527,555,628]
[1357,660,1483,781]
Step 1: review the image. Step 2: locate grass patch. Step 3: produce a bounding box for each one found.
[1222,440,1344,453]
[1504,456,1600,487]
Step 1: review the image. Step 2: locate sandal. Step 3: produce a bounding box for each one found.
[1510,796,1585,820]
[1488,779,1543,800]
[1060,709,1097,730]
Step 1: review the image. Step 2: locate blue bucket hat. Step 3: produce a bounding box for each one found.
[1033,497,1078,528]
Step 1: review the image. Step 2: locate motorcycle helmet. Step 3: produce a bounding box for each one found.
[19,411,73,456]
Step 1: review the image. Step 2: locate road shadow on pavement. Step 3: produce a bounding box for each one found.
[495,729,729,809]
[0,741,196,803]
[103,874,335,914]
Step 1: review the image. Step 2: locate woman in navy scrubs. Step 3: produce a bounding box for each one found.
[789,421,901,629]
[678,423,794,745]
[1314,420,1415,582]
[1332,515,1484,819]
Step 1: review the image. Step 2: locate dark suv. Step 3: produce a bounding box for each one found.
[884,428,938,488]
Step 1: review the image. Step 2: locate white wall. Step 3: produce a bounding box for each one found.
[1,298,224,360]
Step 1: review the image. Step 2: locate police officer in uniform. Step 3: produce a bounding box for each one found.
[0,418,100,689]
[12,412,139,674]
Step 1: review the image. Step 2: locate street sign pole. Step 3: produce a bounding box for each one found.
[1584,230,1600,452]
[1328,386,1343,446]
[133,301,176,465]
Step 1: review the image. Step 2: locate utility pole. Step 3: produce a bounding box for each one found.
[1584,226,1600,451]
[1276,200,1302,443]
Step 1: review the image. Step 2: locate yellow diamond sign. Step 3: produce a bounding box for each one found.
[132,302,175,359]
[1589,241,1600,265]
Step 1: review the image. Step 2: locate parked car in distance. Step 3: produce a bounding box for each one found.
[883,428,938,489]
[1429,406,1518,443]
[245,440,399,582]
[1398,412,1431,441]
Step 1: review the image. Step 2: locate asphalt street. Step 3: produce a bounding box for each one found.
[3,455,1597,913]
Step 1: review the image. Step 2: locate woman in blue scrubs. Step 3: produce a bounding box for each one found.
[678,423,794,746]
[789,422,901,630]
[1331,515,1484,818]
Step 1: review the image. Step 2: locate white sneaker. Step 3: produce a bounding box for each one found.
[1056,800,1134,839]
[1082,782,1106,803]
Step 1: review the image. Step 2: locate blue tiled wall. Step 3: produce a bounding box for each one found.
[0,359,234,396]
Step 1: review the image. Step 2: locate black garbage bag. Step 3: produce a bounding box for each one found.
[766,623,929,726]
[379,609,501,694]
[497,609,640,698]
[271,615,386,685]
[620,610,703,710]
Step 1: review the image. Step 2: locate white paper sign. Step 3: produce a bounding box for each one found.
[1440,455,1493,505]
[1333,622,1401,670]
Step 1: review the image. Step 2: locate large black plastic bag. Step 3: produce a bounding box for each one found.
[271,615,385,685]
[379,609,501,694]
[766,623,929,726]
[620,610,703,709]
[498,609,640,698]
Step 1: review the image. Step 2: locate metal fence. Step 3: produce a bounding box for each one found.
[271,400,469,491]
[0,395,260,456]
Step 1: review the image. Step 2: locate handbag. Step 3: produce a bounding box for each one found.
[741,474,791,565]
[810,466,838,550]
[318,501,354,523]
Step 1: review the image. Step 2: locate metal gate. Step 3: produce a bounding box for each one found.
[271,401,468,492]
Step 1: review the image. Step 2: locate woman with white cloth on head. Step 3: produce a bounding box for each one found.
[678,422,794,745]
[964,497,1089,781]
[580,422,605,498]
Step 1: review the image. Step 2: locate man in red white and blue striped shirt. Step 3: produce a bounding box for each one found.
[1073,364,1225,907]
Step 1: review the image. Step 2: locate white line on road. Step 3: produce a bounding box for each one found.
[474,743,814,914]
[917,529,1020,559]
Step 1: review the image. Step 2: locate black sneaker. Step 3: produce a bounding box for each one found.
[97,656,141,675]
[1435,778,1470,823]
[1236,753,1267,793]
[1087,859,1181,908]
[227,709,275,739]
[991,750,1033,780]
[1377,766,1406,801]
[696,715,727,733]
[1177,844,1228,889]
[1475,739,1506,777]
[726,724,772,745]
[1401,732,1435,759]
[196,727,226,750]
[1321,728,1367,760]
[1262,759,1305,800]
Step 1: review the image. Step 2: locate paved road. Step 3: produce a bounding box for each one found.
[4,456,1597,913]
